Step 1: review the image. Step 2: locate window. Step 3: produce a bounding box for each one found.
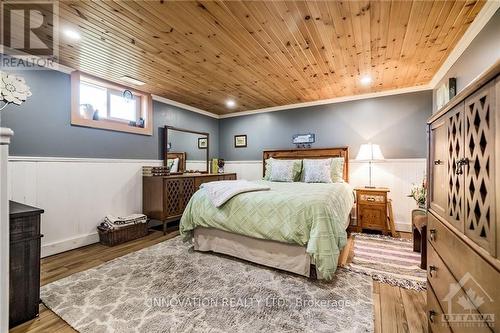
[71,71,153,135]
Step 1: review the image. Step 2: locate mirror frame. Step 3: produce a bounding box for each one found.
[164,125,209,173]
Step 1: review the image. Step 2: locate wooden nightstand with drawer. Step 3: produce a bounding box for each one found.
[355,187,395,235]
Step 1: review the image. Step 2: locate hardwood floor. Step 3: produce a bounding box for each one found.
[10,230,427,333]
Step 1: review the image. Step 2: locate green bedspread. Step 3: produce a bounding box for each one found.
[180,181,354,279]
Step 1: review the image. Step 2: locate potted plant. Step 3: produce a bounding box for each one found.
[408,178,427,209]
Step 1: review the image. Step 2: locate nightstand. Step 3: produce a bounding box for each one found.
[355,187,397,236]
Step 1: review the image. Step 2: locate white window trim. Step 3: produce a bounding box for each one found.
[71,71,153,136]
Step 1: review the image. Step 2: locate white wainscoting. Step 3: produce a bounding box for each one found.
[225,159,427,232]
[8,156,162,257]
[8,156,425,257]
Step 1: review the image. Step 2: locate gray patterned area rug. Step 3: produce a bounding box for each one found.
[41,237,374,333]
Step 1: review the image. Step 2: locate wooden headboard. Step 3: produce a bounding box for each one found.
[165,152,186,172]
[262,147,349,182]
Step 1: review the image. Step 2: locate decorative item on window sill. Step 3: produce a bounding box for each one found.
[128,117,145,128]
[0,71,32,111]
[292,133,315,148]
[408,178,427,209]
[355,143,385,188]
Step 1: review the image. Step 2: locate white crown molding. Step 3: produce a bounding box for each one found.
[429,0,500,88]
[219,85,431,119]
[152,95,220,119]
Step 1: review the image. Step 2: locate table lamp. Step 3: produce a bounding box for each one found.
[356,143,385,188]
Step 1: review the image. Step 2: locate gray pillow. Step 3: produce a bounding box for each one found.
[269,160,295,182]
[303,159,332,183]
[264,158,302,181]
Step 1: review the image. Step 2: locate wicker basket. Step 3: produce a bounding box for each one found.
[98,222,149,246]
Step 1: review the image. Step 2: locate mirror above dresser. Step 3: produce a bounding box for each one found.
[164,125,209,173]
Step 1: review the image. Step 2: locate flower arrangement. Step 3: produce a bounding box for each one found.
[408,178,427,209]
[0,71,32,111]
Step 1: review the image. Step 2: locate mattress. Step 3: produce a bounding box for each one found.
[180,180,355,279]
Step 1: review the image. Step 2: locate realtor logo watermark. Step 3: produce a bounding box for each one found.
[437,272,495,329]
[1,0,58,69]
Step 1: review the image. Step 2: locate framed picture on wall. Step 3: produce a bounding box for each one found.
[234,135,247,148]
[198,137,208,149]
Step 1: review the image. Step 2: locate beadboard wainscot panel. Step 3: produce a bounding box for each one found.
[8,156,162,257]
[8,157,424,257]
[224,159,426,232]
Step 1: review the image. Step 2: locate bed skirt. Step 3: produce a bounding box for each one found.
[193,227,312,277]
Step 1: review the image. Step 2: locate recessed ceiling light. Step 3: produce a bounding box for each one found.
[119,76,146,86]
[226,99,236,108]
[63,29,80,40]
[360,75,372,85]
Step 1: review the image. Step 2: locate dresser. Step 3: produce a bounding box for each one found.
[143,173,236,233]
[9,201,44,328]
[427,62,499,332]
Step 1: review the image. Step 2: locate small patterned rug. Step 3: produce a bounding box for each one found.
[41,236,374,333]
[346,233,427,291]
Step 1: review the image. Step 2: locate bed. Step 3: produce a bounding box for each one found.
[180,148,353,279]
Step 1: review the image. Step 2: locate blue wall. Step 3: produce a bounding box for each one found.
[2,70,432,161]
[1,69,219,159]
[219,90,432,160]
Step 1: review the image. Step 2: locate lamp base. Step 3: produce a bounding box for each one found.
[364,185,376,189]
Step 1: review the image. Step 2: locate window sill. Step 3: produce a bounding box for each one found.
[71,117,153,136]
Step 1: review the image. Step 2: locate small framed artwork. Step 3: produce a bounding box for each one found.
[198,137,208,149]
[234,134,247,148]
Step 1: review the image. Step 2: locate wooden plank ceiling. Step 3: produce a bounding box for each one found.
[54,0,485,114]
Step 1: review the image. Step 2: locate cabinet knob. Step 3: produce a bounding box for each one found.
[429,229,436,241]
[455,158,469,175]
[434,159,443,165]
[429,265,437,277]
[429,310,436,323]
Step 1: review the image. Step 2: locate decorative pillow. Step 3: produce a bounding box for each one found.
[264,158,302,181]
[330,157,345,183]
[269,160,295,182]
[302,159,332,183]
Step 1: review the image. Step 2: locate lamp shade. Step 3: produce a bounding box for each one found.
[356,143,385,161]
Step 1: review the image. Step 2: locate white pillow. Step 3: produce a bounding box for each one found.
[303,159,332,183]
[170,158,179,173]
[269,160,295,182]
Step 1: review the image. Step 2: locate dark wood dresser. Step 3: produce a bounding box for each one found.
[143,173,236,233]
[9,201,44,328]
[427,62,499,331]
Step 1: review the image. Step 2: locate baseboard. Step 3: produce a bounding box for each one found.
[41,232,99,258]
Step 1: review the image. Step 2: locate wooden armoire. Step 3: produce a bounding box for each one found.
[427,61,500,332]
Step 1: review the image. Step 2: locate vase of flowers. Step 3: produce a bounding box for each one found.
[408,179,427,209]
[0,71,32,112]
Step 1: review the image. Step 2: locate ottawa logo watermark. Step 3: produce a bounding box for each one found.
[1,0,59,70]
[436,272,495,329]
